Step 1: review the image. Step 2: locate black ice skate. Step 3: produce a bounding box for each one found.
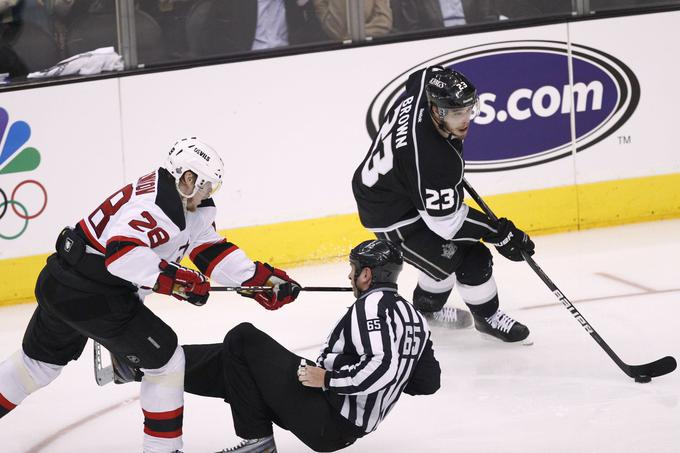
[217,435,277,453]
[423,306,473,329]
[473,309,532,344]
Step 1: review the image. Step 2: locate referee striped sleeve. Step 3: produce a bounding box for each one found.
[327,293,399,395]
[318,287,439,432]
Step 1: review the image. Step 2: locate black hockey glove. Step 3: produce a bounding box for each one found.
[484,218,535,262]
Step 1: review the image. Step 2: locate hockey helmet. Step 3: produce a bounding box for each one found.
[425,66,479,117]
[349,239,403,285]
[166,137,224,198]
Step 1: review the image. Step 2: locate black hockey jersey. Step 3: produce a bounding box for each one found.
[352,67,470,240]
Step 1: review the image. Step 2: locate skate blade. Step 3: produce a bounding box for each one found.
[428,319,474,330]
[477,331,534,346]
[426,310,474,330]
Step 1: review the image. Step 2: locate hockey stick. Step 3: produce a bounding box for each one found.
[93,286,351,385]
[211,286,352,292]
[463,178,677,382]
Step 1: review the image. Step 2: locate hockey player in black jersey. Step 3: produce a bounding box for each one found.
[352,66,535,343]
[174,239,440,452]
[0,138,300,453]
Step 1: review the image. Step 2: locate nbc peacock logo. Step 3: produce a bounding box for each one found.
[0,107,47,240]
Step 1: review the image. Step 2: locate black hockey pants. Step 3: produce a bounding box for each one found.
[183,323,364,452]
[24,254,177,370]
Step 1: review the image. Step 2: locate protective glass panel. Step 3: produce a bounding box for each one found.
[589,0,680,12]
[388,0,575,36]
[1,1,121,84]
[139,0,336,64]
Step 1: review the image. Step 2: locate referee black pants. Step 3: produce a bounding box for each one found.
[183,323,364,452]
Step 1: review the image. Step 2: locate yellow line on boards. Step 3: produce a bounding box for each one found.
[2,172,679,306]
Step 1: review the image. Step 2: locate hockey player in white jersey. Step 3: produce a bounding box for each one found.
[0,138,300,453]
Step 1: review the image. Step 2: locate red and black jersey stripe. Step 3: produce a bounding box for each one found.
[190,240,238,277]
[0,393,16,418]
[105,236,148,267]
[143,407,183,439]
[76,220,106,254]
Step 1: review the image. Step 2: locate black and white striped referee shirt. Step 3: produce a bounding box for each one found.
[317,283,440,433]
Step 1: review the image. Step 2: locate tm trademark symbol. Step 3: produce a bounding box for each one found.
[618,135,632,145]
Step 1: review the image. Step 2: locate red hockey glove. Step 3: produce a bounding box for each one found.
[154,260,210,306]
[239,262,301,310]
[484,218,535,262]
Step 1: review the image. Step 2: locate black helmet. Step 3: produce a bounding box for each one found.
[425,66,478,110]
[349,239,403,285]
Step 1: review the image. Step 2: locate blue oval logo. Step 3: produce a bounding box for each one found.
[366,41,640,171]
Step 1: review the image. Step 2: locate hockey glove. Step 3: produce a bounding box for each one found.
[484,218,535,262]
[154,260,210,306]
[239,261,301,310]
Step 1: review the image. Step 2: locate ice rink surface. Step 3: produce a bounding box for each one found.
[1,219,679,453]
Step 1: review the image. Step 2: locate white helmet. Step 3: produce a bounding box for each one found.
[166,137,224,198]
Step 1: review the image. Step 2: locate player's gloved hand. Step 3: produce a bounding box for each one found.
[484,218,535,262]
[154,260,210,306]
[238,261,301,310]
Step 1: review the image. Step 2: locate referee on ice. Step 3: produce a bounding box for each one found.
[181,239,441,452]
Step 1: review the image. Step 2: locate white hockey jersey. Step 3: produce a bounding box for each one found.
[76,168,255,295]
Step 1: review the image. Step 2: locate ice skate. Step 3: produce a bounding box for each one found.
[423,306,473,329]
[473,309,532,344]
[216,435,277,453]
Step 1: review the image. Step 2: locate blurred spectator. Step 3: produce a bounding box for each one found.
[138,0,193,59]
[22,0,76,56]
[391,0,542,32]
[312,0,392,40]
[63,0,165,64]
[0,0,28,77]
[0,1,24,44]
[532,0,572,15]
[187,0,324,57]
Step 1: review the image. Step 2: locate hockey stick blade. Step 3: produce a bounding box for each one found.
[212,286,352,292]
[462,178,677,381]
[627,356,677,379]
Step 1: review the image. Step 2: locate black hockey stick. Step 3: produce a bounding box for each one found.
[212,286,352,292]
[463,178,677,382]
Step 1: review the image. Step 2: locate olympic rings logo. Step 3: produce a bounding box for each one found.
[0,180,48,240]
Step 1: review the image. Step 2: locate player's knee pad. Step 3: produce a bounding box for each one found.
[413,285,452,313]
[457,275,498,306]
[455,242,493,286]
[0,350,63,404]
[18,350,63,390]
[417,271,456,293]
[141,344,185,377]
[140,346,184,418]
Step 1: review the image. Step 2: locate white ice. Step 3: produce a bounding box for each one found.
[1,220,679,453]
